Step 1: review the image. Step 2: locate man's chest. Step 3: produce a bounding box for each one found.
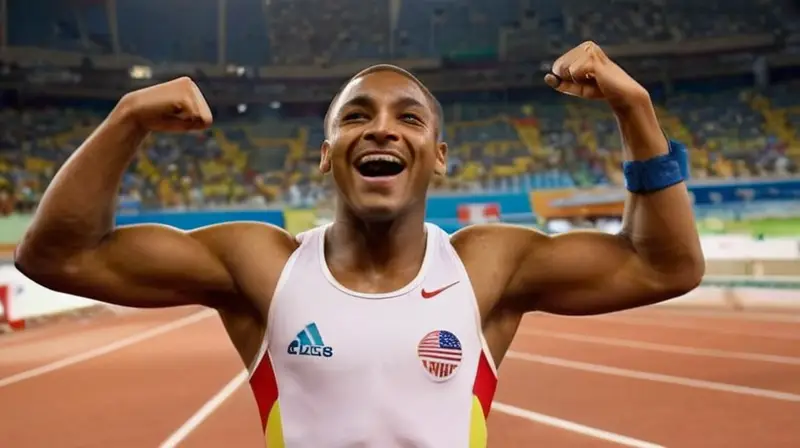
[267,285,482,388]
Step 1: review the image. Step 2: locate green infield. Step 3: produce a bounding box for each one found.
[698,218,800,237]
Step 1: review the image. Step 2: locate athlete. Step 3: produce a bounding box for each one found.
[15,42,703,447]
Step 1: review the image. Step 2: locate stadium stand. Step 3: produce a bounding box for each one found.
[0,0,798,219]
[2,81,798,214]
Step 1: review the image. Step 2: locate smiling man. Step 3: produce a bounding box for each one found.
[15,41,703,447]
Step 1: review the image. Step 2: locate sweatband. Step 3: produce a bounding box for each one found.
[622,139,689,194]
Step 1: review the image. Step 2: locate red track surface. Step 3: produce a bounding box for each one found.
[1,305,799,447]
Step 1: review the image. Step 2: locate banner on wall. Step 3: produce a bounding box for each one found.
[115,209,285,230]
[529,188,626,219]
[457,203,501,225]
[283,208,320,235]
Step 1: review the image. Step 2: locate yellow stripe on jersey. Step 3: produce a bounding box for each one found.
[265,401,285,447]
[469,394,488,448]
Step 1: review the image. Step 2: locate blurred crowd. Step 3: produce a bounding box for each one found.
[0,78,797,214]
[0,0,798,214]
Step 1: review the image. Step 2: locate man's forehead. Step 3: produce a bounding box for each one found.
[335,71,429,109]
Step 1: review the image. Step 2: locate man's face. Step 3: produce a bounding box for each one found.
[320,70,447,221]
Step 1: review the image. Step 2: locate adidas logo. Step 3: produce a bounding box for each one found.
[287,322,334,358]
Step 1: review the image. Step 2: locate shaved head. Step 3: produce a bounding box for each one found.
[324,64,445,142]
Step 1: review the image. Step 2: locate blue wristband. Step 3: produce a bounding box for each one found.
[669,139,690,180]
[622,139,688,194]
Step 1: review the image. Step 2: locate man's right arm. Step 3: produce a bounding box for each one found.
[14,77,274,310]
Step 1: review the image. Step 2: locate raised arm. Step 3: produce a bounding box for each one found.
[455,42,704,316]
[14,77,289,310]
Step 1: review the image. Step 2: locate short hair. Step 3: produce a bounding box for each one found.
[323,64,445,142]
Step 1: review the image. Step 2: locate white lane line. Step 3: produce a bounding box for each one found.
[596,315,800,341]
[519,329,800,365]
[162,370,665,448]
[506,351,800,402]
[159,370,248,448]
[638,308,800,323]
[491,402,664,448]
[0,309,215,389]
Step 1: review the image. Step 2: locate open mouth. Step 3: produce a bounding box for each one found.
[355,154,406,178]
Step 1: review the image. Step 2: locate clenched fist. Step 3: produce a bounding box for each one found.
[118,77,213,132]
[545,41,650,109]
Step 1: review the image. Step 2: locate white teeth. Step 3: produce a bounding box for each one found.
[358,154,404,166]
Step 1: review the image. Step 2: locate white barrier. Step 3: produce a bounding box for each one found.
[1,235,799,326]
[700,235,800,260]
[661,281,800,311]
[0,264,101,323]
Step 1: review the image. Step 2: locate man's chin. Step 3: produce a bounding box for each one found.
[350,202,403,222]
[340,192,409,222]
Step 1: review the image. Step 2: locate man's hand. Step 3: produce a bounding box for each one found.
[544,41,649,109]
[117,77,213,132]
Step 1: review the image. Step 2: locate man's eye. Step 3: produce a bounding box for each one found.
[343,112,367,121]
[401,113,422,123]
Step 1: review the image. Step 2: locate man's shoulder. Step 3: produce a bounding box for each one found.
[448,223,549,250]
[442,224,553,321]
[189,220,301,254]
[447,223,556,278]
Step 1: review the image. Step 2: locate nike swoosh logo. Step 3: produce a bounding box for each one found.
[421,281,460,299]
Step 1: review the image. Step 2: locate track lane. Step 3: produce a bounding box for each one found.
[498,355,800,447]
[522,314,800,356]
[4,305,800,447]
[0,308,201,379]
[177,383,264,447]
[620,309,800,335]
[0,313,239,447]
[513,333,800,395]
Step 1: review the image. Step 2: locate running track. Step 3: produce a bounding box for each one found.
[1,305,799,447]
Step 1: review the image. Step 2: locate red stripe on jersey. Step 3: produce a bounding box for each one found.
[472,351,498,418]
[249,351,278,430]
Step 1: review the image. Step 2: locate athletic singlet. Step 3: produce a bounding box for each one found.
[248,222,498,447]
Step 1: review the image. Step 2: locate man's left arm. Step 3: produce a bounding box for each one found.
[455,42,704,316]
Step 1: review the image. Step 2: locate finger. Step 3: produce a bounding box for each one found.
[545,69,582,96]
[550,44,584,82]
[545,41,604,98]
[187,81,213,126]
[171,108,203,130]
[544,72,562,89]
[548,79,586,98]
[169,80,211,130]
[550,53,576,83]
[584,41,611,64]
[550,41,601,82]
[568,50,595,84]
[546,75,602,99]
[545,61,587,96]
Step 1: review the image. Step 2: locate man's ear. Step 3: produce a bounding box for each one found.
[434,141,448,176]
[320,140,332,173]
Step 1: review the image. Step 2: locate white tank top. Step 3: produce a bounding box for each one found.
[248,223,498,448]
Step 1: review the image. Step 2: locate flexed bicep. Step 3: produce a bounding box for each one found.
[16,223,241,309]
[503,229,680,315]
[15,220,297,311]
[453,224,698,317]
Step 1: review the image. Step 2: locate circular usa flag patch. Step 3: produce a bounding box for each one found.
[417,330,463,382]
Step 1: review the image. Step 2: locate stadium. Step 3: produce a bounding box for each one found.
[1,0,800,446]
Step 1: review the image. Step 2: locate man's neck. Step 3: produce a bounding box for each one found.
[325,207,428,276]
